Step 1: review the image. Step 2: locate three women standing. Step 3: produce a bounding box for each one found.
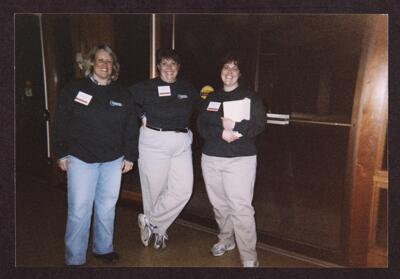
[53,45,264,267]
[197,53,266,267]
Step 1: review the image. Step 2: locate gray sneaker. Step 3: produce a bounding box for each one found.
[211,242,236,256]
[138,214,153,247]
[153,233,168,249]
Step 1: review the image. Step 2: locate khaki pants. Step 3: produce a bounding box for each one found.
[201,154,258,262]
[138,126,193,235]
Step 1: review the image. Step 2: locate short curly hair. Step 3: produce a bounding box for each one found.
[156,48,181,66]
[220,51,242,72]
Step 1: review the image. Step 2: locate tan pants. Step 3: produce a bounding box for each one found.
[201,154,258,262]
[138,126,193,235]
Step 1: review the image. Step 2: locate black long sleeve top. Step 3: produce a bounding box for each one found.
[52,77,139,163]
[129,77,201,129]
[197,86,266,157]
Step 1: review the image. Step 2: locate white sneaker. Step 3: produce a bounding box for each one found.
[242,260,259,267]
[211,242,236,256]
[138,214,153,247]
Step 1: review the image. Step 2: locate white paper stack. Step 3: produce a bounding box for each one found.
[223,98,250,122]
[223,98,251,138]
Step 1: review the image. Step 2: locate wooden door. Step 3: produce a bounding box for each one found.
[255,34,362,263]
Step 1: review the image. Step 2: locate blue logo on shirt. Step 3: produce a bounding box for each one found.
[177,94,188,99]
[110,100,123,107]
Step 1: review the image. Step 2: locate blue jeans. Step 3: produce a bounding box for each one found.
[65,155,123,265]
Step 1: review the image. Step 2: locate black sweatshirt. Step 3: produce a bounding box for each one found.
[52,78,139,163]
[197,86,266,157]
[129,77,201,129]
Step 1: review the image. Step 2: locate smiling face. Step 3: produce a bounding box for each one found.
[92,49,113,84]
[158,58,180,83]
[221,61,241,92]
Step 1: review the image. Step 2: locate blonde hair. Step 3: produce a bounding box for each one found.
[83,44,120,81]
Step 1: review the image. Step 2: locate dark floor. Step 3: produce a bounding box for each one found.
[16,173,330,268]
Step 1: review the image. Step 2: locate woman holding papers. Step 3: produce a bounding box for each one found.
[52,45,139,266]
[129,49,201,250]
[197,53,266,267]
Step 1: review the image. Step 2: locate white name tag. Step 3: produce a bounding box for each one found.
[158,86,171,97]
[207,101,221,112]
[74,91,93,106]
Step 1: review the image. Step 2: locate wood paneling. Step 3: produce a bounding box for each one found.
[70,14,114,78]
[42,14,75,140]
[345,15,388,266]
[112,14,150,87]
[367,173,388,267]
[41,15,77,185]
